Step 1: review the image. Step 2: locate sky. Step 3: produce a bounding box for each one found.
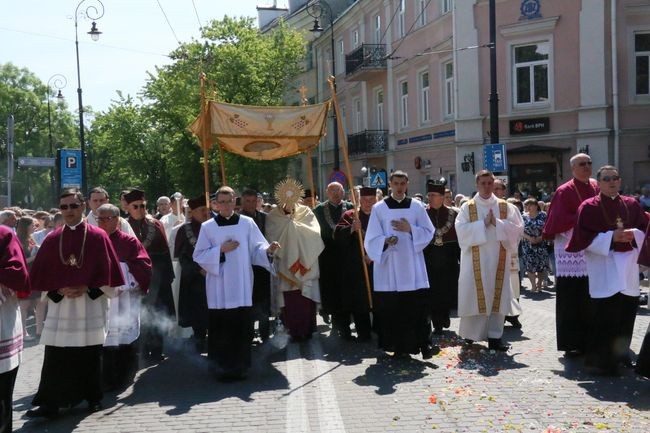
[1,0,281,113]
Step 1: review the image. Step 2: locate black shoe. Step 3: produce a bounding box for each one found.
[421,345,440,359]
[87,401,103,413]
[391,351,411,359]
[505,317,522,329]
[357,333,372,342]
[464,338,474,345]
[433,327,444,335]
[563,349,584,358]
[488,338,510,352]
[25,406,59,419]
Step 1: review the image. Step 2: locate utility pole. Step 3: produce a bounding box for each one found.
[489,0,499,144]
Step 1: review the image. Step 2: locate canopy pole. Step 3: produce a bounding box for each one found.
[199,73,212,207]
[218,145,227,186]
[327,76,372,309]
[300,87,317,208]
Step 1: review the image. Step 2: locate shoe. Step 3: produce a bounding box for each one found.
[639,294,648,306]
[25,406,59,419]
[87,401,103,413]
[487,338,510,351]
[464,338,474,345]
[563,349,584,358]
[357,334,372,342]
[433,327,444,335]
[421,345,440,359]
[505,317,522,329]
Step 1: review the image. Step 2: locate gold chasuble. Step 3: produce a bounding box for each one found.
[468,199,508,314]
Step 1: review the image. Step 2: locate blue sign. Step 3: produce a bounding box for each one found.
[329,170,347,187]
[483,144,507,173]
[59,149,82,189]
[397,138,408,146]
[370,171,387,188]
[409,134,432,144]
[520,0,541,19]
[433,129,455,139]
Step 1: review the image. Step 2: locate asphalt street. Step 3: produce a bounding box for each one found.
[11,280,650,433]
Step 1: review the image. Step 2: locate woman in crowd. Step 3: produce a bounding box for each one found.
[15,216,42,340]
[521,198,550,292]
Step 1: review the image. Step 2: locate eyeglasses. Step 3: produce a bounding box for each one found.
[601,175,620,182]
[132,204,146,210]
[59,203,81,210]
[577,161,593,167]
[96,216,116,222]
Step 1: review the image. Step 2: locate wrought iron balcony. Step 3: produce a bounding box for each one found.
[347,130,388,156]
[345,44,387,80]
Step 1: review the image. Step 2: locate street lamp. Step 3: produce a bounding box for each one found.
[307,0,340,171]
[47,74,66,204]
[74,0,104,194]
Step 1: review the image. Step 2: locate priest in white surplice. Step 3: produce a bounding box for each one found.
[364,170,437,359]
[193,186,280,381]
[455,170,523,351]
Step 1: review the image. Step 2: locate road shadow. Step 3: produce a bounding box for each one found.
[521,290,554,301]
[352,354,438,395]
[113,341,289,417]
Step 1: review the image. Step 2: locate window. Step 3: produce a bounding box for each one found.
[419,71,430,123]
[443,61,455,118]
[441,0,452,14]
[399,80,409,128]
[398,0,405,38]
[418,0,427,27]
[337,39,344,75]
[353,30,359,48]
[636,33,650,95]
[376,89,384,130]
[374,15,381,43]
[513,42,549,106]
[354,98,362,132]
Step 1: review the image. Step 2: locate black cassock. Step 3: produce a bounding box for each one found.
[423,206,460,331]
[333,209,373,339]
[175,219,209,348]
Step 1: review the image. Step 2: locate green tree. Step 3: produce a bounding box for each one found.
[0,63,77,208]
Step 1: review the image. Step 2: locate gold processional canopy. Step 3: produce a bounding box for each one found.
[190,100,331,161]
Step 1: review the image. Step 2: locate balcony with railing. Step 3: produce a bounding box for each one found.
[347,130,388,156]
[345,44,387,81]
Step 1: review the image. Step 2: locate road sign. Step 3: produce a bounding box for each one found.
[370,171,387,188]
[329,170,347,187]
[59,149,82,189]
[483,143,507,172]
[17,156,56,167]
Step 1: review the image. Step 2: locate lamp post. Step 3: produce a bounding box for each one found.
[488,0,499,144]
[74,0,104,194]
[46,74,66,204]
[307,0,340,171]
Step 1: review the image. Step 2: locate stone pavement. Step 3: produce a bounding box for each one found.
[12,282,650,433]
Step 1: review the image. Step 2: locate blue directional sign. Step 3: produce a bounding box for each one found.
[59,149,82,189]
[370,171,387,188]
[483,143,507,173]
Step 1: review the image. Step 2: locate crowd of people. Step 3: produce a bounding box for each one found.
[1,152,649,431]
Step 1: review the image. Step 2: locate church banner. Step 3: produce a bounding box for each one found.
[190,100,331,160]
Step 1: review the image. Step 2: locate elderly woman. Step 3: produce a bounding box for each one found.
[521,198,550,292]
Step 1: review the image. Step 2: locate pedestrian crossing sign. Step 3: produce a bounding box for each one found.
[370,171,387,188]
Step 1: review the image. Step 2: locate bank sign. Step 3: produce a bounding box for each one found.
[59,149,82,189]
[509,117,550,135]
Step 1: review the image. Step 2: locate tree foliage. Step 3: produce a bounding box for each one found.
[0,63,77,208]
[88,16,307,201]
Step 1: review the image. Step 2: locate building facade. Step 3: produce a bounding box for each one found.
[261,0,650,198]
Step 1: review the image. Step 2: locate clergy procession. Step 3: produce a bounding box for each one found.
[1,154,650,432]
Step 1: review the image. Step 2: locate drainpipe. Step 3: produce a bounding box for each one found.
[611,0,619,167]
